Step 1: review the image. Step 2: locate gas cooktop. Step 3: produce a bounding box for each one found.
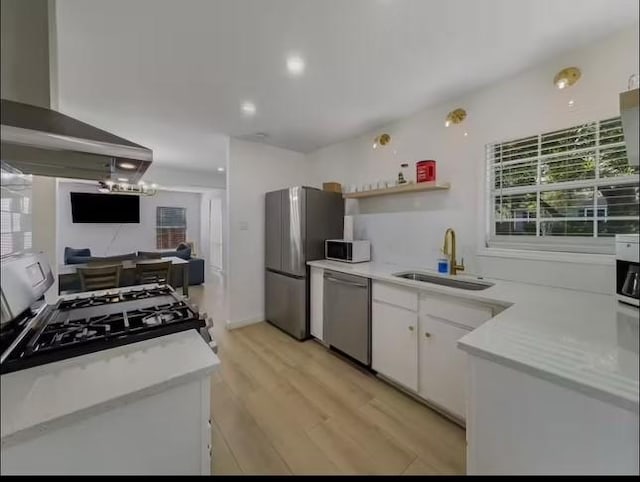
[0,285,212,374]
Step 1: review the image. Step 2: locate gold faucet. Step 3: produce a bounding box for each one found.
[443,228,465,275]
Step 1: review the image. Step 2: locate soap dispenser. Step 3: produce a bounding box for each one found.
[437,250,450,274]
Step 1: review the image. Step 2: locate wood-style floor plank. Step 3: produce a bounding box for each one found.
[190,283,466,476]
[211,420,242,475]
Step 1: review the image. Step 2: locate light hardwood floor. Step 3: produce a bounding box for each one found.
[190,282,466,475]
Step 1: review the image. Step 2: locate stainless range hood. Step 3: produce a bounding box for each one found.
[0,99,152,182]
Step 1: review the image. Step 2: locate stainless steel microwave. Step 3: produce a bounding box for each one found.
[325,239,370,263]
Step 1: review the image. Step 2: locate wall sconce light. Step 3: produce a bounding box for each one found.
[445,108,466,127]
[373,133,391,149]
[554,67,581,89]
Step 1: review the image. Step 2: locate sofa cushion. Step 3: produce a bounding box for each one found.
[86,253,138,263]
[66,256,92,265]
[64,247,91,264]
[137,251,163,259]
[175,247,192,260]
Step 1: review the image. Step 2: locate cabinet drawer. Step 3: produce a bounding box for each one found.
[373,282,418,312]
[419,293,493,330]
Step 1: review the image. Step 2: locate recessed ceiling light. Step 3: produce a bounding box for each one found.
[568,99,575,106]
[117,177,128,183]
[286,55,305,76]
[217,167,225,172]
[241,101,256,116]
[119,162,136,170]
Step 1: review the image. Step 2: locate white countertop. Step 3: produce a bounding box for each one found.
[308,259,639,413]
[1,330,220,446]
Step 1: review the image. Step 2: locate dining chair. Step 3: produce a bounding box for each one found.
[135,260,172,285]
[77,264,122,292]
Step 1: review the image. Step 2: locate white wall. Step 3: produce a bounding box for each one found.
[142,164,226,191]
[308,25,639,294]
[226,139,308,327]
[56,181,201,261]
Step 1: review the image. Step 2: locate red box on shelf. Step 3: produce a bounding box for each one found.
[416,160,436,182]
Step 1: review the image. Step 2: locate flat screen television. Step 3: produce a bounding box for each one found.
[70,192,140,223]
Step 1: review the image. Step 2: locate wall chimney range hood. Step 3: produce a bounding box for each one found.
[0,99,152,182]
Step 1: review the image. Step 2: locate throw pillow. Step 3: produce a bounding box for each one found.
[64,247,91,264]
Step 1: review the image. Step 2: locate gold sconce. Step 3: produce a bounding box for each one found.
[373,133,391,149]
[554,67,581,89]
[445,108,466,127]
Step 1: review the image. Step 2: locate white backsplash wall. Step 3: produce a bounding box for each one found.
[57,181,202,261]
[309,25,638,294]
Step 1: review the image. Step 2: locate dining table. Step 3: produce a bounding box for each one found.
[58,256,191,297]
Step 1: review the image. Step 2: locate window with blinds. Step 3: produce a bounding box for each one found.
[1,163,33,258]
[156,206,187,249]
[487,117,639,253]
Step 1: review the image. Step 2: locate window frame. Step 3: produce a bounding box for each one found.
[156,206,187,250]
[485,117,639,255]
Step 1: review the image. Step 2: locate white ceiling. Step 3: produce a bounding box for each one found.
[54,0,639,163]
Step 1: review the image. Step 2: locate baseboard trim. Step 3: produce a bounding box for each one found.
[226,316,264,330]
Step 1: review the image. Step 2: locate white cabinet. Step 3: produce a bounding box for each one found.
[310,267,324,341]
[1,377,213,475]
[419,315,470,419]
[372,300,419,391]
[418,293,495,421]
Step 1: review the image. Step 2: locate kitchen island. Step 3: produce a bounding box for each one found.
[308,259,639,475]
[1,330,220,475]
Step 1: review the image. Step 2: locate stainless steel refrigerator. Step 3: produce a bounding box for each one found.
[265,186,344,340]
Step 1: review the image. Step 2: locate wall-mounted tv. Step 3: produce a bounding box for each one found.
[70,192,140,223]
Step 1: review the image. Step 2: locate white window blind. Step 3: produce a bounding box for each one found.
[1,163,33,258]
[156,206,187,249]
[487,117,639,254]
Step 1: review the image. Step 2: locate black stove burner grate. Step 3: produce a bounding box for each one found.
[57,286,176,311]
[1,294,205,374]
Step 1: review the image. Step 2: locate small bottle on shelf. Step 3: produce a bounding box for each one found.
[397,163,409,185]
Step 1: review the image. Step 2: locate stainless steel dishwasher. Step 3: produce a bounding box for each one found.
[323,270,371,366]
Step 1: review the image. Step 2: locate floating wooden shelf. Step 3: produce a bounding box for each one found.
[342,181,451,199]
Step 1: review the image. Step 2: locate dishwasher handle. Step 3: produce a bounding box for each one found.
[324,276,368,289]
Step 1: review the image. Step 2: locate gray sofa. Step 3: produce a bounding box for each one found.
[63,246,205,287]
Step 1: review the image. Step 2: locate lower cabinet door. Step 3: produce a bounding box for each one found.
[372,300,418,391]
[419,315,470,420]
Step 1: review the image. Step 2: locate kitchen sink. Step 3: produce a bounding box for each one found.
[392,271,494,291]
